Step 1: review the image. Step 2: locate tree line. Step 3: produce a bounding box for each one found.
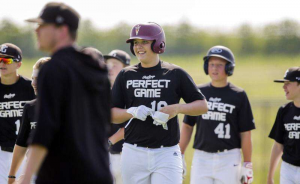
[1,18,300,58]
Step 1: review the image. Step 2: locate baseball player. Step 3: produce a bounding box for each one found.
[8,57,50,184]
[0,43,35,183]
[104,49,131,184]
[21,2,113,183]
[179,45,255,184]
[268,67,300,184]
[111,22,208,184]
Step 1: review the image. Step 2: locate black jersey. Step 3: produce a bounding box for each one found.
[112,61,205,148]
[16,99,36,147]
[184,83,255,152]
[0,76,35,149]
[269,102,300,166]
[30,46,113,183]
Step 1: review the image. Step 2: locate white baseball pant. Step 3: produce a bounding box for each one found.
[191,149,241,184]
[110,153,122,184]
[280,161,300,184]
[0,146,26,183]
[121,143,183,184]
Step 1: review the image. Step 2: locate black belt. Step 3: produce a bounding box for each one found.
[203,149,229,153]
[109,150,121,155]
[128,142,175,149]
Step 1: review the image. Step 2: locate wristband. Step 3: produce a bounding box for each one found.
[108,139,113,147]
[8,175,16,179]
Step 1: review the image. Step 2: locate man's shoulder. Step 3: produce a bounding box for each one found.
[228,83,245,93]
[161,61,184,71]
[197,83,210,89]
[18,76,33,87]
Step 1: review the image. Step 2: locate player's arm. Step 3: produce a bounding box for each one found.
[267,141,283,184]
[18,145,48,184]
[109,128,124,145]
[111,107,133,124]
[240,131,252,162]
[8,145,27,184]
[159,99,208,119]
[179,123,194,154]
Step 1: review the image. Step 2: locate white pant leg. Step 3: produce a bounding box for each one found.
[121,144,151,184]
[280,161,300,184]
[214,149,241,184]
[110,153,122,184]
[191,149,241,184]
[191,150,215,184]
[0,148,13,183]
[150,145,182,184]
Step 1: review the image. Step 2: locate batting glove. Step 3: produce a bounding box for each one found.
[127,105,152,121]
[240,162,253,184]
[182,154,187,179]
[151,111,169,130]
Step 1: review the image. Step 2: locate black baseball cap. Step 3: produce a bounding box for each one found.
[274,67,300,83]
[104,50,131,66]
[25,2,80,31]
[0,43,22,62]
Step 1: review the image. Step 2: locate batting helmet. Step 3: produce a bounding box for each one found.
[126,22,166,55]
[203,45,235,76]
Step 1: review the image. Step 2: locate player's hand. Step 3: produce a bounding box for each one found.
[126,105,152,121]
[158,104,180,119]
[182,154,187,179]
[8,177,15,184]
[151,111,169,130]
[240,162,253,184]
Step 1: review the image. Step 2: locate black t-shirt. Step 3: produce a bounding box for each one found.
[0,76,35,149]
[16,99,36,147]
[30,46,113,183]
[112,61,205,148]
[184,83,255,152]
[269,102,300,166]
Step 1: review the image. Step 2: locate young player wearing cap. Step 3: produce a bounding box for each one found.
[8,57,50,184]
[111,22,208,184]
[21,2,113,184]
[268,67,300,184]
[180,45,255,184]
[0,43,35,183]
[104,50,131,184]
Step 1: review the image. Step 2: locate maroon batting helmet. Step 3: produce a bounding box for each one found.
[126,22,166,55]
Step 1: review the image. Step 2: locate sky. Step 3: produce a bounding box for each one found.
[2,0,300,30]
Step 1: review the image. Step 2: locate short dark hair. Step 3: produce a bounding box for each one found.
[55,24,77,41]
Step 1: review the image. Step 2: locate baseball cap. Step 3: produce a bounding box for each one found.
[0,43,22,62]
[274,67,300,83]
[25,2,80,31]
[104,50,131,66]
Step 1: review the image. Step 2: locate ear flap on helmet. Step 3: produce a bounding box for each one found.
[225,62,234,76]
[203,59,209,75]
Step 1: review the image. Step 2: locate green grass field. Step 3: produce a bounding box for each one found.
[19,55,299,184]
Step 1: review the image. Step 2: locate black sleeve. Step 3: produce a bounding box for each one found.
[237,92,256,132]
[16,104,30,147]
[111,70,126,108]
[178,69,205,103]
[183,115,198,127]
[269,107,284,144]
[29,62,66,149]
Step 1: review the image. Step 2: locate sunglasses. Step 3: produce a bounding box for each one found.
[0,58,17,65]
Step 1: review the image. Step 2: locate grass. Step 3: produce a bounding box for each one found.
[18,55,299,184]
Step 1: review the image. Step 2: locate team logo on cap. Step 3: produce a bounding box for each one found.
[135,25,141,35]
[211,48,222,53]
[0,45,8,53]
[56,16,64,23]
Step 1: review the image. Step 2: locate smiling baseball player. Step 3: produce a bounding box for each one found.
[180,45,255,184]
[111,22,208,184]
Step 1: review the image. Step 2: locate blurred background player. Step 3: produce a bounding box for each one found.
[111,22,208,184]
[21,2,112,183]
[104,49,131,184]
[179,45,255,184]
[0,43,35,183]
[8,57,50,184]
[268,67,300,184]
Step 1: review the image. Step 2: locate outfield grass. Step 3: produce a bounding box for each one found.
[19,55,299,184]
